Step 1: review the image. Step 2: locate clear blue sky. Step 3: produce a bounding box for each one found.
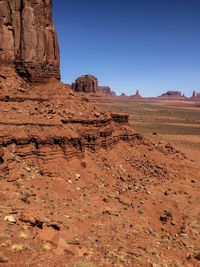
[53,0,200,97]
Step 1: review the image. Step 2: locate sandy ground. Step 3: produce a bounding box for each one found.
[0,78,200,266]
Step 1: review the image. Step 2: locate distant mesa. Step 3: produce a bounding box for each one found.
[191,91,200,99]
[72,75,98,93]
[0,0,60,83]
[98,86,116,96]
[119,92,128,97]
[71,75,116,96]
[118,90,142,98]
[131,89,142,98]
[159,91,184,98]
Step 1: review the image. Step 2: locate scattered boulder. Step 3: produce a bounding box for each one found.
[75,173,81,180]
[160,210,173,223]
[38,227,58,243]
[4,215,17,224]
[19,211,43,228]
[194,252,200,261]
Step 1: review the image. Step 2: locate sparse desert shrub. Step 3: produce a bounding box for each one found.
[19,232,28,239]
[12,244,29,252]
[42,243,51,252]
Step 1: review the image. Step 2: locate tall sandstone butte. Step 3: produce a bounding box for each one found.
[0,0,60,82]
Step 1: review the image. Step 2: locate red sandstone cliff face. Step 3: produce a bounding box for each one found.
[0,0,60,82]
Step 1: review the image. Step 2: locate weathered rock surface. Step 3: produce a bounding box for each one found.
[72,75,98,93]
[0,67,137,174]
[0,0,60,82]
[72,74,116,95]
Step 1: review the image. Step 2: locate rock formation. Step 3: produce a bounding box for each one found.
[0,0,60,82]
[72,74,116,95]
[97,86,116,96]
[72,75,98,93]
[98,86,111,94]
[131,89,142,98]
[159,91,183,98]
[191,91,200,98]
[119,92,128,97]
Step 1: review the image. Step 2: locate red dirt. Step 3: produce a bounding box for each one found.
[0,66,200,267]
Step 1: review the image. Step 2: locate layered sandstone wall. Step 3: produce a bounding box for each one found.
[0,0,60,82]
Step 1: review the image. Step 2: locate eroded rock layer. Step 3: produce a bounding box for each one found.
[0,66,139,180]
[0,0,136,176]
[0,0,60,82]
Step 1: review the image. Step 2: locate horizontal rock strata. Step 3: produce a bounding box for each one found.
[0,74,140,179]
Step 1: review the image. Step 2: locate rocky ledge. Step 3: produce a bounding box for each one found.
[0,67,140,180]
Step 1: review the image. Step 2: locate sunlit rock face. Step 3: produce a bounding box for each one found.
[72,75,98,93]
[0,0,60,82]
[72,75,116,96]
